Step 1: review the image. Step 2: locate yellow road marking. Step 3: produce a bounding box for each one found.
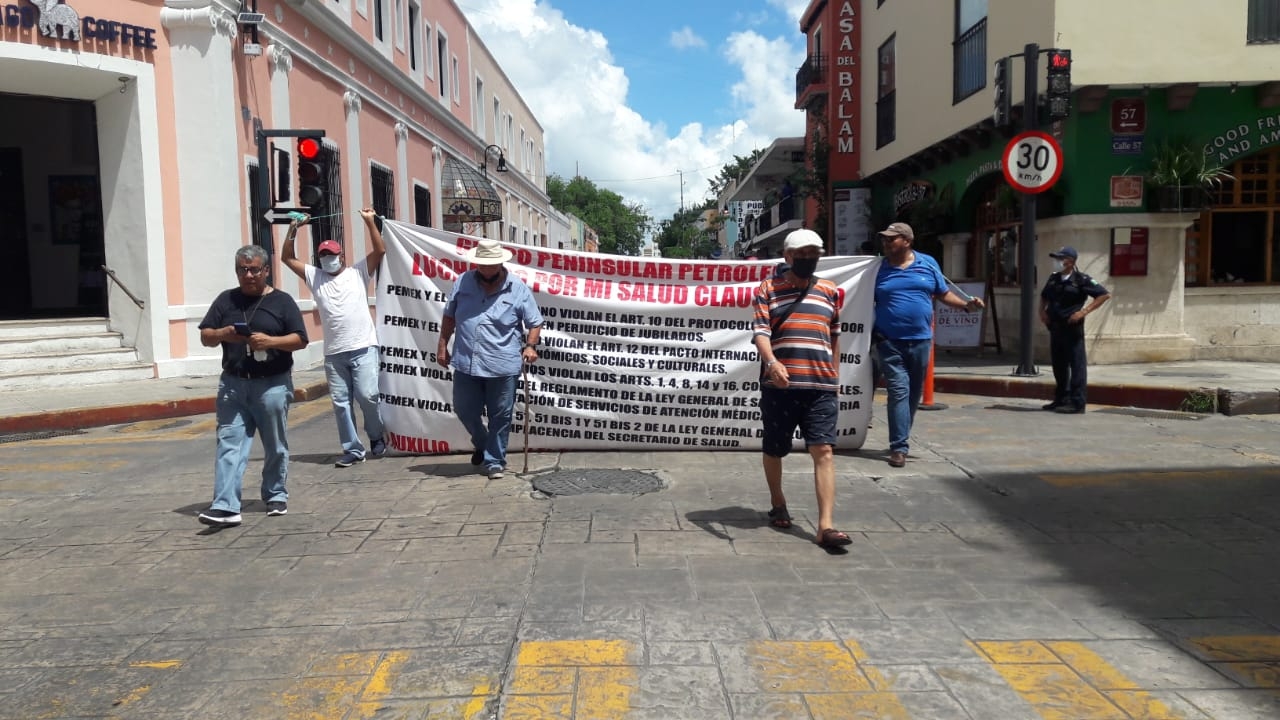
[808,693,912,720]
[1189,635,1280,690]
[462,681,492,719]
[352,651,409,719]
[1045,642,1140,690]
[736,640,913,719]
[749,640,871,694]
[111,658,185,708]
[127,660,183,670]
[274,650,407,720]
[510,640,635,720]
[111,685,152,709]
[972,640,1186,720]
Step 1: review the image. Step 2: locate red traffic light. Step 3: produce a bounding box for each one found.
[1049,50,1071,70]
[298,137,322,160]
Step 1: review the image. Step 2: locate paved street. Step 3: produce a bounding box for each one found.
[3,393,1280,719]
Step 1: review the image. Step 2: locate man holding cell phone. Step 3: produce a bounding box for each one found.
[195,245,308,527]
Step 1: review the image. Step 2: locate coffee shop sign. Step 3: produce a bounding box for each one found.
[1204,113,1280,167]
[4,0,158,49]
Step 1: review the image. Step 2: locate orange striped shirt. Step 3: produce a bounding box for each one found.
[752,276,840,391]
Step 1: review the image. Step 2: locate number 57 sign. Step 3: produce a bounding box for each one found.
[1002,130,1063,194]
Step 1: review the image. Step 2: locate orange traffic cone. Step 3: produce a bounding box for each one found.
[919,320,947,411]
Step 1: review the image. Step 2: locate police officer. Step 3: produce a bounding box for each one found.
[1039,246,1111,414]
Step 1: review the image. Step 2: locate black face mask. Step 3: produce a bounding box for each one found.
[790,257,819,279]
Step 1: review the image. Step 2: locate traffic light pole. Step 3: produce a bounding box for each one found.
[253,127,326,259]
[1014,43,1040,377]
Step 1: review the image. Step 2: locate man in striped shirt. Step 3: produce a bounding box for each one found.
[751,229,852,550]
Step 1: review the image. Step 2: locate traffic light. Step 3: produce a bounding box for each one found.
[296,136,327,211]
[993,57,1012,128]
[1046,48,1072,120]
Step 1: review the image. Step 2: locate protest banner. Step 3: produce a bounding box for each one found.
[376,221,878,453]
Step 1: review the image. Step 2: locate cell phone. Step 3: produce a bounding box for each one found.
[233,322,251,337]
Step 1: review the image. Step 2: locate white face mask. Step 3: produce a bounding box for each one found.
[1052,259,1066,273]
[320,255,342,274]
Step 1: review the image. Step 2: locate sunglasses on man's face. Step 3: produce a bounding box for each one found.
[236,265,267,276]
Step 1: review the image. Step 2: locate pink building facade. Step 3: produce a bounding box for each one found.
[0,0,548,379]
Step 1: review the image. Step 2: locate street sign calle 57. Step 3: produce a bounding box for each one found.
[1002,130,1064,194]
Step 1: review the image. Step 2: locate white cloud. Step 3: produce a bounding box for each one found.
[766,0,810,26]
[466,0,804,224]
[724,31,806,141]
[669,26,707,50]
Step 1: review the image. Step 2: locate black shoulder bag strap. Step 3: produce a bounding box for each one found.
[771,280,817,334]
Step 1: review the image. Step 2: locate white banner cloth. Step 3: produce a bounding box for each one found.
[375,221,878,453]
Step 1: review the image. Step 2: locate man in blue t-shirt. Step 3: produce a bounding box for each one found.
[872,222,983,468]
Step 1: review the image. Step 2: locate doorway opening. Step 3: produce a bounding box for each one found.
[0,93,105,320]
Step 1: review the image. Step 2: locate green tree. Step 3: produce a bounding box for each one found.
[796,122,830,240]
[654,199,718,258]
[546,174,651,255]
[707,149,766,197]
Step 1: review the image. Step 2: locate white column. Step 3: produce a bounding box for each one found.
[395,122,410,221]
[160,0,240,308]
[344,88,365,255]
[266,43,301,299]
[431,145,443,229]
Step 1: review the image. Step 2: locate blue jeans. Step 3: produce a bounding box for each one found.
[452,371,517,471]
[325,345,384,457]
[211,373,293,513]
[876,338,932,454]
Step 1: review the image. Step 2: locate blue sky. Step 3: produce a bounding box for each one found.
[461,0,809,221]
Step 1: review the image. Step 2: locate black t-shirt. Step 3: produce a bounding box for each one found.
[199,288,308,377]
[1040,272,1109,321]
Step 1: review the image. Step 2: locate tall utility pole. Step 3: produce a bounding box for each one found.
[678,169,685,213]
[1014,42,1039,377]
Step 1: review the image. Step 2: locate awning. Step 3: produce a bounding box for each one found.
[441,156,502,223]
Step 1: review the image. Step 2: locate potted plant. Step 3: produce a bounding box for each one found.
[1146,137,1233,212]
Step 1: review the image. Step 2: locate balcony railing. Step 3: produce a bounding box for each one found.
[795,53,827,104]
[742,196,800,245]
[953,18,987,103]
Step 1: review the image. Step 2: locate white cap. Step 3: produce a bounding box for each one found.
[783,229,824,252]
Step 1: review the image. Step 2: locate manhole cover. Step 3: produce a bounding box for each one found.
[0,429,86,444]
[532,469,664,496]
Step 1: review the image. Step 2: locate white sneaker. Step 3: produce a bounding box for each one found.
[487,466,505,480]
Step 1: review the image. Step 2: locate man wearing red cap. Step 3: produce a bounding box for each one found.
[282,209,387,467]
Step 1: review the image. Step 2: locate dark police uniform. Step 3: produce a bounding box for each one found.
[1040,270,1109,410]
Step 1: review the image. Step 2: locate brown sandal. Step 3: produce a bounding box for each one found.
[767,505,792,529]
[816,528,852,548]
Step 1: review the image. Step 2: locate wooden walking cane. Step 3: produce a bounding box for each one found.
[522,362,530,474]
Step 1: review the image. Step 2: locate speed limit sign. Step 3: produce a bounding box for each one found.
[1001,130,1063,194]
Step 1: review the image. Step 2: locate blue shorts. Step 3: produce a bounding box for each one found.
[760,387,838,457]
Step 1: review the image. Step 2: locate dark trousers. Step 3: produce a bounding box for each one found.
[1049,322,1088,407]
